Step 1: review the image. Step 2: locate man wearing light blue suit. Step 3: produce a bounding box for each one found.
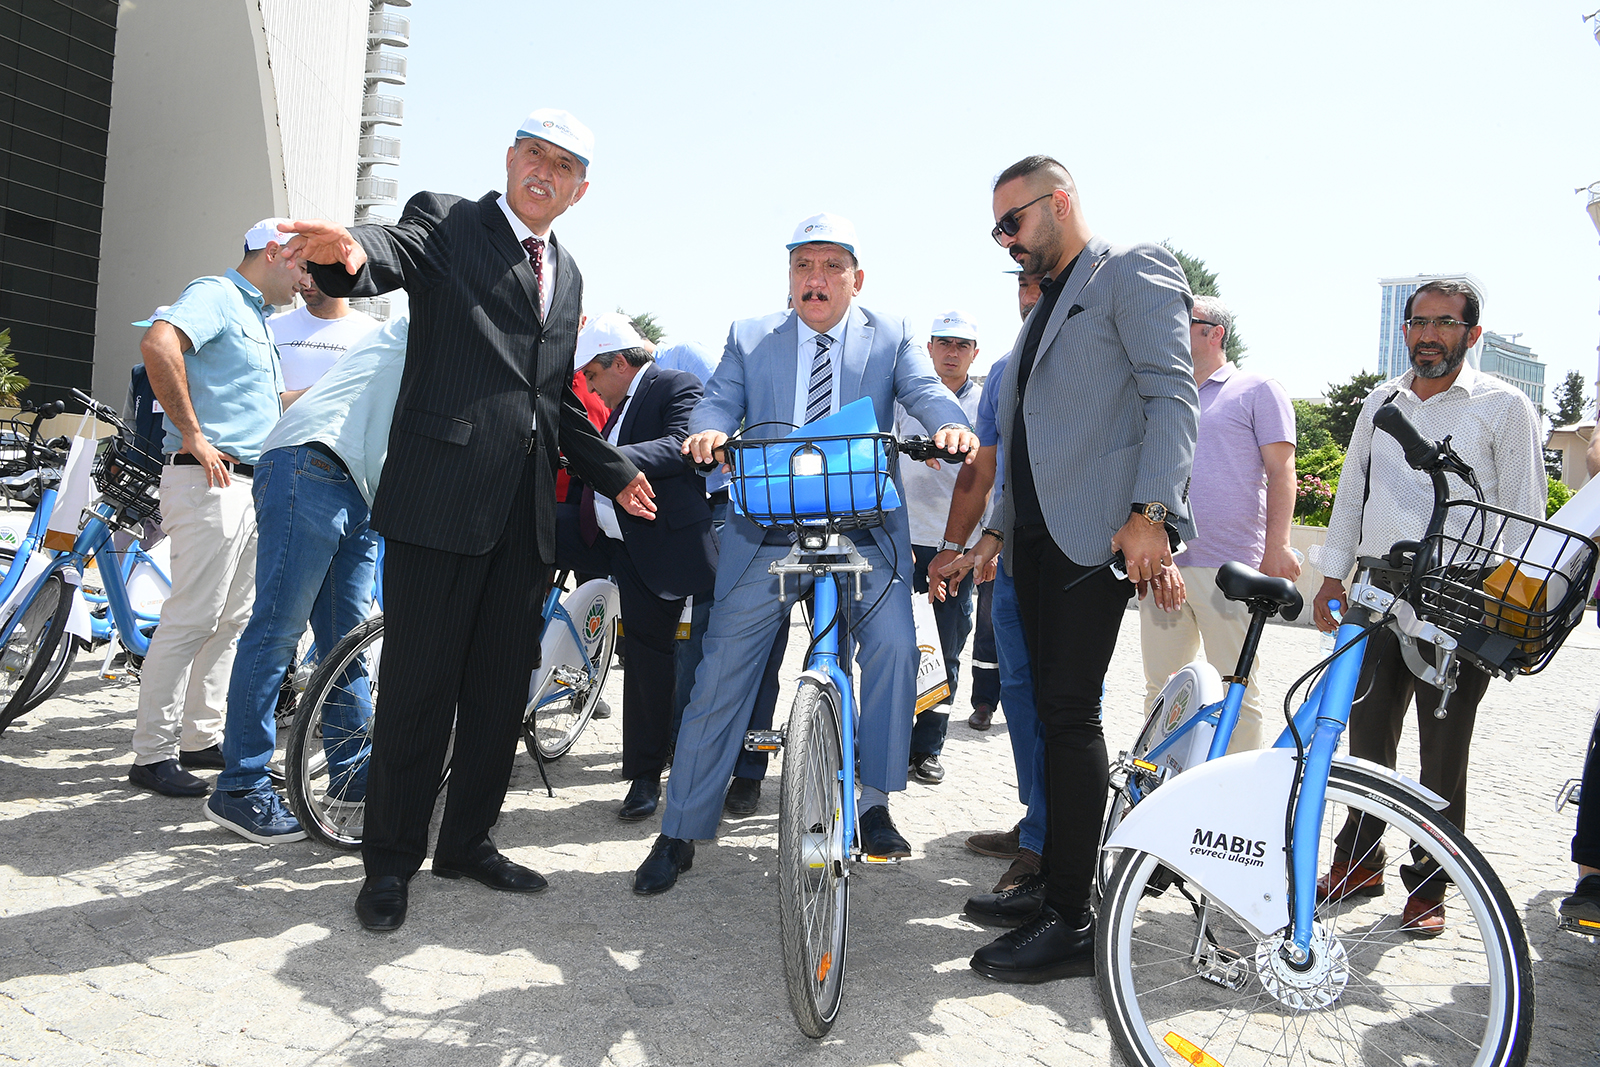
[633,213,979,894]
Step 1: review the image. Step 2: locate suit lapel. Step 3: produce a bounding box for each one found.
[1032,234,1111,360]
[479,192,544,325]
[765,314,800,431]
[841,304,873,412]
[619,363,658,444]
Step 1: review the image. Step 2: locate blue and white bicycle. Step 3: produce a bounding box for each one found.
[1095,404,1593,1067]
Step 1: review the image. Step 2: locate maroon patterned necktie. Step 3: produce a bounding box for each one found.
[521,235,546,313]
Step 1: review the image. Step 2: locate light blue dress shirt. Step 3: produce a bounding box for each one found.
[155,268,285,463]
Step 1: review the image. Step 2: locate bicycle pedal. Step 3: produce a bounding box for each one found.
[1559,916,1600,937]
[744,729,784,753]
[859,853,901,864]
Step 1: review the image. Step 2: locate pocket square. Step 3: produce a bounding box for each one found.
[1066,304,1085,319]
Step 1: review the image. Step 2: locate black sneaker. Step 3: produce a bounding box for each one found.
[1559,874,1600,931]
[909,752,945,785]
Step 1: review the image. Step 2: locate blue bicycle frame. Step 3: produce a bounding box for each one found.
[805,571,863,858]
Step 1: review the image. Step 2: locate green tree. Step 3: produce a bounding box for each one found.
[0,328,30,406]
[1323,370,1385,450]
[621,309,665,345]
[1550,369,1589,428]
[1292,399,1332,452]
[1548,478,1574,518]
[1163,243,1246,365]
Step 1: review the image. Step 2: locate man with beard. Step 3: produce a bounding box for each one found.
[1313,278,1543,936]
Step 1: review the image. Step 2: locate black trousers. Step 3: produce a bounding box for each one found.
[362,460,552,879]
[1331,626,1492,900]
[1575,710,1600,869]
[1010,524,1133,919]
[555,503,684,780]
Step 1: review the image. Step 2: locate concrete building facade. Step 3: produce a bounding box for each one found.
[1478,330,1546,407]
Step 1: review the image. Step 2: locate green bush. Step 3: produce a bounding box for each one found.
[1548,479,1573,518]
[1296,441,1344,482]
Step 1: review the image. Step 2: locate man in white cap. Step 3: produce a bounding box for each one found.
[282,109,655,932]
[556,313,717,822]
[634,213,979,894]
[128,217,306,799]
[896,311,985,786]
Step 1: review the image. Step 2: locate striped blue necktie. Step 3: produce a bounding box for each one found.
[805,334,834,424]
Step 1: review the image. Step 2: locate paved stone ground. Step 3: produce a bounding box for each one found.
[2,601,1598,1066]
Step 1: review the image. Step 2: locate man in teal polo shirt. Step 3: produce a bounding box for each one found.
[129,218,306,798]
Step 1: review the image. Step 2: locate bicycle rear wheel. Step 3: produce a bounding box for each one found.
[1096,762,1532,1067]
[286,616,384,849]
[523,605,615,761]
[0,549,78,714]
[777,679,850,1038]
[0,572,72,733]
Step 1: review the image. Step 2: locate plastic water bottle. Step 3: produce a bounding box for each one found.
[1319,599,1342,656]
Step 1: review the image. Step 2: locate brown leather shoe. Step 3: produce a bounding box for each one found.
[1316,860,1384,902]
[1400,894,1445,937]
[966,824,1021,859]
[993,849,1042,892]
[967,703,996,731]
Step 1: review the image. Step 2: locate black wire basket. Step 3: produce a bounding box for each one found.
[725,431,900,532]
[1413,498,1598,676]
[91,434,163,527]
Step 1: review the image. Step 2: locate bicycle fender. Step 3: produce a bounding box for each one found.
[1135,661,1224,774]
[529,577,618,699]
[1104,747,1295,938]
[1332,755,1447,811]
[794,669,843,710]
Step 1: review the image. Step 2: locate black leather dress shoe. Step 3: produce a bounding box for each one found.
[618,773,661,821]
[432,852,548,893]
[356,875,409,932]
[859,804,911,859]
[964,872,1046,927]
[633,834,694,895]
[970,904,1095,983]
[128,759,210,797]
[723,776,761,815]
[178,744,226,770]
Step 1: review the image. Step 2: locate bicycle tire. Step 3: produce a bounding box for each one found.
[0,549,78,714]
[1096,762,1533,1067]
[285,616,385,849]
[523,607,616,761]
[0,572,72,734]
[777,679,850,1038]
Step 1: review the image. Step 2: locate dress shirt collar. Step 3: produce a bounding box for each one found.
[796,313,843,354]
[224,268,266,312]
[496,193,544,243]
[1397,360,1482,400]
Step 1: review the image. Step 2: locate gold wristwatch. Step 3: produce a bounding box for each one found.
[1132,502,1169,526]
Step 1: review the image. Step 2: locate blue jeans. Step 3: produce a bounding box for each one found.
[219,445,379,793]
[993,562,1046,855]
[909,543,975,759]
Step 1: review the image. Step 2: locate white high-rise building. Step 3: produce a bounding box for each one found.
[1377,273,1485,380]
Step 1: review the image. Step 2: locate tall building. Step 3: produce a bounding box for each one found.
[1377,272,1485,380]
[0,0,406,404]
[1478,331,1545,407]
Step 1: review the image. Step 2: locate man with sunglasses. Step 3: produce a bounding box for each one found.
[958,155,1198,983]
[1313,278,1542,936]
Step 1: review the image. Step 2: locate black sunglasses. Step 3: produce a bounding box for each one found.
[991,192,1058,245]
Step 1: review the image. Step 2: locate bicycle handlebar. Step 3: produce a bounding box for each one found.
[688,431,966,473]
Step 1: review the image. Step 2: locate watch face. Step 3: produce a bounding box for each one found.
[1145,502,1168,524]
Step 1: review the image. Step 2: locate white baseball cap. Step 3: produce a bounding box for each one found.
[575,312,645,370]
[515,108,594,168]
[244,217,296,251]
[786,212,857,256]
[131,305,171,328]
[930,310,978,341]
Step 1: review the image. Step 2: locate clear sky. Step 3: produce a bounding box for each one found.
[382,1,1600,409]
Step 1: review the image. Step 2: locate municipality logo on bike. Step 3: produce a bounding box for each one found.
[585,597,608,642]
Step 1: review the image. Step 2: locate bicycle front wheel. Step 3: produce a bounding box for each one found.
[777,679,850,1038]
[1096,762,1532,1067]
[286,616,384,849]
[0,548,78,714]
[0,572,72,733]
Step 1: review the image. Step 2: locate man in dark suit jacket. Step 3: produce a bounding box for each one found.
[557,313,718,822]
[286,109,656,933]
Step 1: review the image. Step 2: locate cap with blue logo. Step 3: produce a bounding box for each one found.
[786,212,857,256]
[930,310,978,342]
[515,108,594,169]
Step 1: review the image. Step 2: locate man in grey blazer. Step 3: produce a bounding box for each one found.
[959,156,1198,983]
[632,213,979,894]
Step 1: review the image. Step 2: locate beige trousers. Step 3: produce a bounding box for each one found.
[1138,565,1267,754]
[131,466,258,764]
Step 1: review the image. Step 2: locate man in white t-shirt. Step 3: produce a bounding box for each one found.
[268,276,379,390]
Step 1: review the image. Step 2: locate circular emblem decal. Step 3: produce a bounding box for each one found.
[1162,679,1193,735]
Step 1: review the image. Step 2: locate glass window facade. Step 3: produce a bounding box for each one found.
[0,0,118,403]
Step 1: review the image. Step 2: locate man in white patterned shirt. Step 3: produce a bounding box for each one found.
[1312,278,1544,936]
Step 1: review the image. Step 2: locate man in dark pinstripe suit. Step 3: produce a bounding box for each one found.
[287,110,656,932]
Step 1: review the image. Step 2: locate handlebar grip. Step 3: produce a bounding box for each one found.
[1372,403,1439,470]
[898,435,964,464]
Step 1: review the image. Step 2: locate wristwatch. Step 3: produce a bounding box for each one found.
[1132,502,1169,526]
[936,538,966,554]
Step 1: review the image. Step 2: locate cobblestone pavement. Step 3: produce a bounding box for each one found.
[2,601,1597,1067]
